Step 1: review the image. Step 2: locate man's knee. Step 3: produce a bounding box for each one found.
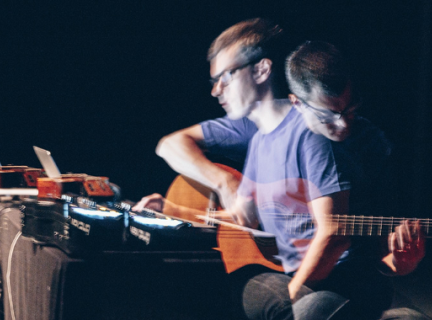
[242,273,293,320]
[293,291,350,320]
[380,308,432,320]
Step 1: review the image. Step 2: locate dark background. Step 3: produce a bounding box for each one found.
[1,0,431,217]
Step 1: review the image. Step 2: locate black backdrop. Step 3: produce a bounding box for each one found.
[1,0,431,217]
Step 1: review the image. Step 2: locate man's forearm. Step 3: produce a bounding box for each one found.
[156,128,240,209]
[288,232,350,299]
[289,193,351,300]
[157,132,221,187]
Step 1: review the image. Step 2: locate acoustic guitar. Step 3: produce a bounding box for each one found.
[165,164,284,274]
[165,164,432,274]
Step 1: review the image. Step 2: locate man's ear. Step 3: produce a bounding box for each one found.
[253,58,272,84]
[289,94,303,112]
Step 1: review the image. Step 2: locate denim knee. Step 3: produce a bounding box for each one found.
[242,273,294,320]
[242,273,352,320]
[380,308,432,320]
[293,291,350,320]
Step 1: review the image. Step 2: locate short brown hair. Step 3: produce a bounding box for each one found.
[286,41,351,101]
[208,18,289,97]
[207,18,283,63]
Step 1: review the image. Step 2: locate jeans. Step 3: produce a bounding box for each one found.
[380,308,432,320]
[242,273,351,320]
[242,261,394,320]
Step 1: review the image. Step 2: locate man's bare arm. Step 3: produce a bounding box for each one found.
[288,191,351,301]
[156,124,240,209]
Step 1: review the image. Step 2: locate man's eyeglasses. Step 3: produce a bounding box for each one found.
[301,99,360,124]
[209,60,257,87]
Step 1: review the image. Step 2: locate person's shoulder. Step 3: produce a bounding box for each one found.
[200,116,257,133]
[199,116,258,162]
[285,107,313,136]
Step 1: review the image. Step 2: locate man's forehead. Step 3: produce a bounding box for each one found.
[210,44,245,76]
[309,84,352,112]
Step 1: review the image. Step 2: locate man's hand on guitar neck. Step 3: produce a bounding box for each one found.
[387,219,425,275]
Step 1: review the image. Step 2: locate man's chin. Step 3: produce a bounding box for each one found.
[328,130,350,142]
[226,111,245,120]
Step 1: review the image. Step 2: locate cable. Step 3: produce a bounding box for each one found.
[6,231,21,320]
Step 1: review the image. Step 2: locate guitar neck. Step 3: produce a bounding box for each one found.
[199,212,432,238]
[332,215,432,238]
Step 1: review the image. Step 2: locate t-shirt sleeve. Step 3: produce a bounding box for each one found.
[299,131,352,200]
[200,116,258,162]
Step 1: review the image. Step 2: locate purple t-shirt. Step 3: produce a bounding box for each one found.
[200,109,391,272]
[238,107,351,272]
[200,116,257,163]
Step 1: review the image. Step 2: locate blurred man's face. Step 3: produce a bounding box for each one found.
[210,44,259,120]
[295,85,358,142]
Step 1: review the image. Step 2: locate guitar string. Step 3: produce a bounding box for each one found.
[200,211,431,237]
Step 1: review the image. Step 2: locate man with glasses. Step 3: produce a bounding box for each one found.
[144,18,289,211]
[294,97,359,141]
[240,40,428,320]
[133,21,427,320]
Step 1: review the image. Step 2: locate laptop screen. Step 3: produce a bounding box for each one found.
[33,146,62,178]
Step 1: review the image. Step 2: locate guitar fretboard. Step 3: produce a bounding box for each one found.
[199,211,431,238]
[330,215,432,237]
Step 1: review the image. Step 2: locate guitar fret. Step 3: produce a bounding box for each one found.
[352,215,356,236]
[368,216,372,236]
[343,215,346,236]
[288,214,292,234]
[291,214,295,234]
[345,215,348,235]
[390,217,394,236]
[344,215,349,236]
[300,213,304,233]
[354,215,358,235]
[333,215,337,236]
[303,213,309,231]
[299,214,302,234]
[372,216,376,236]
[300,213,303,234]
[344,215,347,235]
[298,214,301,234]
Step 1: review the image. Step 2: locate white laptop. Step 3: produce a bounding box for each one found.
[33,146,62,178]
[0,149,56,196]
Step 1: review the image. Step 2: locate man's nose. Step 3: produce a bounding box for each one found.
[333,117,348,128]
[211,79,223,97]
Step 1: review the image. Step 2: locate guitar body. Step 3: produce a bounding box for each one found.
[165,164,284,274]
